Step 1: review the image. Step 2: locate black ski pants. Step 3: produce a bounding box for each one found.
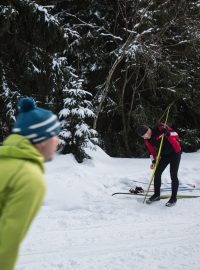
[154,152,181,198]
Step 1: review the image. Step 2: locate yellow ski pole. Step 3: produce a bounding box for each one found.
[143,105,171,203]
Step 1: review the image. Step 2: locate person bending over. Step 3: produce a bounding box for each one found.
[136,123,181,207]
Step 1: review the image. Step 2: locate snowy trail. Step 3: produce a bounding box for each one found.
[20,221,200,257]
[18,198,200,269]
[17,215,200,270]
[16,150,200,270]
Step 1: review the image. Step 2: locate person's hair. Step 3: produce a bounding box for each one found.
[136,125,149,137]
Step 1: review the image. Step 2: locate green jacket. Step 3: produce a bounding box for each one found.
[0,134,46,270]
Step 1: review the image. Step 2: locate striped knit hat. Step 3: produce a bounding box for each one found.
[12,97,60,144]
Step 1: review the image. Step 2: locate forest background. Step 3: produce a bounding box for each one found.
[1,0,200,161]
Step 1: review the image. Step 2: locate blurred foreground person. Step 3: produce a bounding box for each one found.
[0,97,60,270]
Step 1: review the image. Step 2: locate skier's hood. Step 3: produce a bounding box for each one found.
[0,134,44,172]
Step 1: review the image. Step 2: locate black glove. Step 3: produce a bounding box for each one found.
[161,127,170,137]
[129,186,144,194]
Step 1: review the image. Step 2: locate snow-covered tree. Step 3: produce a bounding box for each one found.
[53,0,200,155]
[1,0,200,154]
[59,78,98,163]
[0,0,67,140]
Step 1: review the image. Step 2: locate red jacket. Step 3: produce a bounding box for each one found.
[145,124,181,162]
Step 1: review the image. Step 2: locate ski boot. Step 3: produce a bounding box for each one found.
[146,194,160,204]
[165,197,177,207]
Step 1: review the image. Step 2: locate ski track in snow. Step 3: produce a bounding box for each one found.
[16,150,200,270]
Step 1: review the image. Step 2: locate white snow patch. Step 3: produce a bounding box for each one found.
[16,148,200,270]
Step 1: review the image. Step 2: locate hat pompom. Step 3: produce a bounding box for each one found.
[18,98,36,113]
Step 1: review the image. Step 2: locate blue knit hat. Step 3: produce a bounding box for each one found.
[12,97,60,144]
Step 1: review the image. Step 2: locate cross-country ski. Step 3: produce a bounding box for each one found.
[112,192,200,199]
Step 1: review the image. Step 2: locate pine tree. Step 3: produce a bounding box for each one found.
[1,0,200,154]
[59,78,98,163]
[53,0,200,155]
[0,0,67,140]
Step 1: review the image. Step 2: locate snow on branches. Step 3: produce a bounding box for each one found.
[59,78,98,163]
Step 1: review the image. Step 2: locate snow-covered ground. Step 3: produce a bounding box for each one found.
[16,147,200,270]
